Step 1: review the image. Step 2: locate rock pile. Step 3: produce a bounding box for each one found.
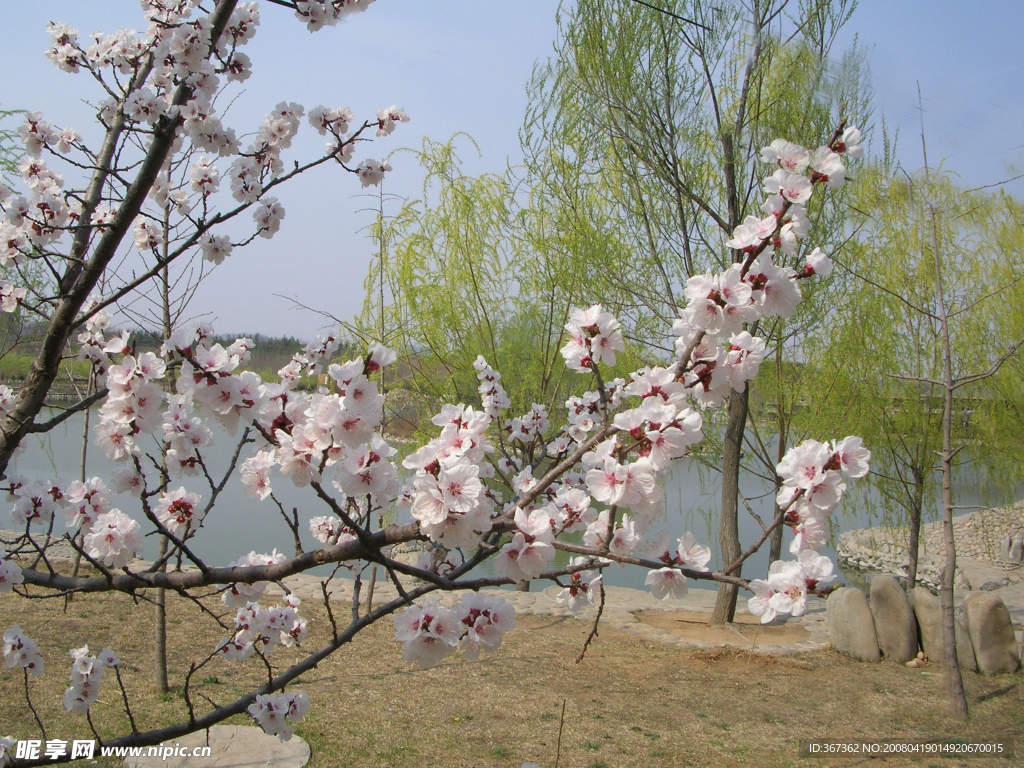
[828,580,1019,674]
[836,505,1024,589]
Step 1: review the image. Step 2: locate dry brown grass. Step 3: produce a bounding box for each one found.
[635,609,812,644]
[1,586,1022,768]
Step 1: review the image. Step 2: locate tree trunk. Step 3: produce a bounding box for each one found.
[938,470,967,719]
[906,468,925,589]
[931,202,969,719]
[154,245,173,694]
[767,406,787,571]
[154,534,169,694]
[712,388,749,625]
[767,506,784,571]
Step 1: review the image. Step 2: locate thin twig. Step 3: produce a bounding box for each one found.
[114,666,139,734]
[86,709,103,746]
[628,0,710,29]
[554,697,567,768]
[575,581,606,663]
[321,580,338,637]
[25,668,47,741]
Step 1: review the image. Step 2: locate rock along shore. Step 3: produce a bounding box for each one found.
[836,505,1024,593]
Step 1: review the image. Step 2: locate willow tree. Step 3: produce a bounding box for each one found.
[801,163,1024,590]
[518,0,869,622]
[357,137,645,445]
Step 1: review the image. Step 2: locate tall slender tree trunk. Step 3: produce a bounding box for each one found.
[154,220,172,694]
[712,388,749,624]
[767,398,788,570]
[931,202,968,719]
[154,535,169,694]
[906,468,925,589]
[938,428,967,718]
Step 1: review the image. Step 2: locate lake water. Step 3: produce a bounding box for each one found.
[6,408,1001,594]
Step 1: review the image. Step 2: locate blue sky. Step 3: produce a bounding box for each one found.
[1,0,1021,340]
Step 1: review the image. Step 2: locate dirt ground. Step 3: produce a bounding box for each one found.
[1,587,1021,768]
[636,609,812,644]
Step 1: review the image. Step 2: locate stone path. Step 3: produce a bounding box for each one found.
[263,574,830,656]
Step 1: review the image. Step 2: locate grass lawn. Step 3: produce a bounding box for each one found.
[1,585,1021,767]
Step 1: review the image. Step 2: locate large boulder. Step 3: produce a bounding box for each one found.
[963,592,1021,675]
[869,575,918,663]
[909,586,977,671]
[827,587,880,662]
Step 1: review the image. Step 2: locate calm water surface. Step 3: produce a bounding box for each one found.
[8,408,998,593]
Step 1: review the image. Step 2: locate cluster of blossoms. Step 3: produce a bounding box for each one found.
[3,626,44,676]
[403,400,497,549]
[64,646,118,715]
[556,558,603,611]
[671,129,863,407]
[743,437,871,623]
[0,283,26,313]
[155,487,205,537]
[247,690,309,740]
[375,105,409,136]
[75,298,117,377]
[162,394,216,476]
[94,348,168,461]
[221,549,287,610]
[561,305,625,372]
[166,325,264,436]
[777,436,871,553]
[748,551,837,623]
[4,464,144,569]
[82,510,145,569]
[63,477,113,531]
[266,346,395,493]
[474,356,511,416]
[308,514,352,544]
[217,594,308,660]
[0,556,23,592]
[292,0,375,31]
[393,593,515,668]
[1,119,82,266]
[6,476,67,528]
[564,391,602,442]
[644,532,712,600]
[508,403,550,443]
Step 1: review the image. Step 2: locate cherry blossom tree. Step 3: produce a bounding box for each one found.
[0,1,870,764]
